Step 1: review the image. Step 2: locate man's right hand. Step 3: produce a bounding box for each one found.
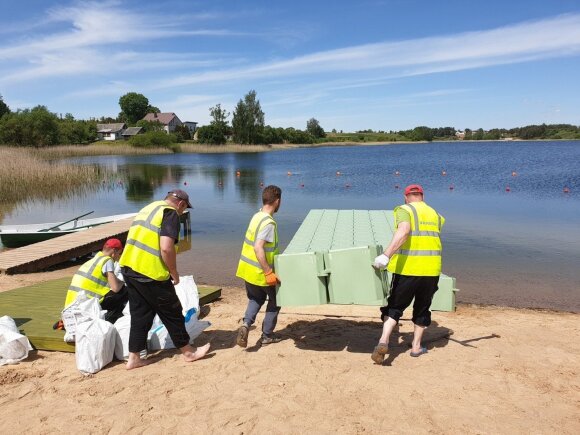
[373,254,390,269]
[265,270,280,286]
[171,274,180,286]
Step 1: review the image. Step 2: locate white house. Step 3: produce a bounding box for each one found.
[97,123,126,141]
[183,121,198,134]
[141,112,182,133]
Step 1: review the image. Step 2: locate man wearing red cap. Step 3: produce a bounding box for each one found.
[371,184,445,364]
[64,238,128,324]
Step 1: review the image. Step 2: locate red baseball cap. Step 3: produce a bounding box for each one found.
[404,184,424,195]
[103,238,123,250]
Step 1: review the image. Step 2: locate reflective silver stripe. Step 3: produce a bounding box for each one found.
[75,271,108,287]
[397,249,441,256]
[125,239,159,256]
[67,285,103,300]
[239,254,273,269]
[244,237,278,252]
[410,231,440,237]
[254,215,274,236]
[406,203,420,230]
[131,204,166,233]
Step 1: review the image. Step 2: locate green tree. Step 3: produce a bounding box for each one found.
[410,126,434,141]
[0,106,59,146]
[118,92,150,125]
[306,118,326,138]
[0,94,10,119]
[232,90,265,144]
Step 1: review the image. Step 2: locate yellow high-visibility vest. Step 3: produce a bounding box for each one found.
[119,200,178,281]
[64,251,111,307]
[387,201,445,276]
[236,210,278,286]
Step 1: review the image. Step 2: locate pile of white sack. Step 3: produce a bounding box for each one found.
[0,316,33,366]
[60,275,210,375]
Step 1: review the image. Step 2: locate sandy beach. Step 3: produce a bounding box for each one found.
[1,270,579,434]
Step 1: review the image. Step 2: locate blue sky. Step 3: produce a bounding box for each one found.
[1,0,580,132]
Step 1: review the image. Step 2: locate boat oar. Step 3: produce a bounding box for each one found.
[39,211,95,232]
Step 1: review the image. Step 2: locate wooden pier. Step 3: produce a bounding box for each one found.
[0,217,135,274]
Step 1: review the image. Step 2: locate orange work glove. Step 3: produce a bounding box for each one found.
[264,270,280,286]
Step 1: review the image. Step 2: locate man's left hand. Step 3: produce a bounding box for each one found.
[373,254,390,269]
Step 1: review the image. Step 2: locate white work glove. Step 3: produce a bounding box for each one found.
[373,254,390,269]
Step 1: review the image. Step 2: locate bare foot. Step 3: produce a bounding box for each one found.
[126,357,153,370]
[182,343,210,362]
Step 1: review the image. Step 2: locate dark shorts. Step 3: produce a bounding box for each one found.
[380,274,439,327]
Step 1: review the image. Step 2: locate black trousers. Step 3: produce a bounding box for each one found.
[124,276,190,353]
[101,285,129,324]
[380,274,439,327]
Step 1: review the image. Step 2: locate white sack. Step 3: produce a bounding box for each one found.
[174,275,200,321]
[148,317,210,351]
[0,316,33,366]
[75,318,118,375]
[113,314,131,361]
[61,291,105,342]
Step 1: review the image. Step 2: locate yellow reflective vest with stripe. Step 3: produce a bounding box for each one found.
[387,201,445,277]
[119,200,178,281]
[64,251,112,308]
[236,210,278,286]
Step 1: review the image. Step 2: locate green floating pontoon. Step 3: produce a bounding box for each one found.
[275,210,458,311]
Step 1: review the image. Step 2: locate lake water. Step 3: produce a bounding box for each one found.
[1,141,579,311]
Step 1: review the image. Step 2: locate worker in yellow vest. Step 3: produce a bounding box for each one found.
[235,185,283,347]
[119,189,209,370]
[371,184,445,364]
[63,238,127,324]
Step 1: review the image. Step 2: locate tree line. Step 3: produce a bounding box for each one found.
[0,92,579,147]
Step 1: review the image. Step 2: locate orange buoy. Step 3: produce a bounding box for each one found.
[395,170,400,176]
[505,186,511,192]
[287,171,292,176]
[236,170,241,177]
[512,171,517,177]
[449,185,454,190]
[300,183,305,188]
[563,186,570,193]
[336,171,341,176]
[442,170,447,176]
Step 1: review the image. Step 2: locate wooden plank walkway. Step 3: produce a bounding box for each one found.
[0,217,134,274]
[0,276,222,352]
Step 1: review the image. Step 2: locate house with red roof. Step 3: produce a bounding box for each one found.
[141,112,182,133]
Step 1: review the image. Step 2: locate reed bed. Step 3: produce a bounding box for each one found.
[178,143,276,153]
[0,147,106,203]
[32,143,173,159]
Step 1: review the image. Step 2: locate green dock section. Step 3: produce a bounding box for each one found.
[0,277,221,352]
[275,209,457,311]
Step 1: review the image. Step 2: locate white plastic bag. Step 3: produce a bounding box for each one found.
[174,275,199,321]
[61,291,105,342]
[0,316,33,366]
[148,316,210,351]
[113,314,131,360]
[75,318,118,374]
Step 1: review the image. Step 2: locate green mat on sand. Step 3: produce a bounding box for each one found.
[0,277,221,352]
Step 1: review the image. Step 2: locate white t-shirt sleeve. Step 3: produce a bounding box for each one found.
[101,258,115,275]
[256,223,275,243]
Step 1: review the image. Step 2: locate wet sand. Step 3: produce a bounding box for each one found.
[1,271,579,433]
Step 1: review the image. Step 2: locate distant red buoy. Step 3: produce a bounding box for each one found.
[336,171,341,176]
[442,170,447,176]
[505,186,511,192]
[395,170,400,176]
[449,185,454,190]
[236,171,241,177]
[287,171,292,176]
[563,187,570,193]
[218,181,223,186]
[300,183,305,188]
[345,183,351,188]
[183,181,187,186]
[259,182,264,187]
[512,171,517,177]
[395,184,399,189]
